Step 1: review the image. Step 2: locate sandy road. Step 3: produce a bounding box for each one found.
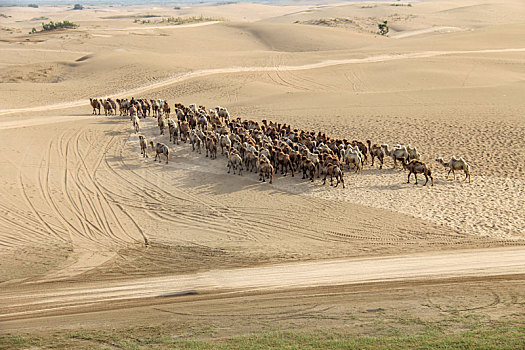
[1,246,524,321]
[0,47,523,117]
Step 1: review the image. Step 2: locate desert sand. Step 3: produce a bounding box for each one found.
[0,0,524,344]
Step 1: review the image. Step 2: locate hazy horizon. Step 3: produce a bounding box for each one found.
[1,0,349,6]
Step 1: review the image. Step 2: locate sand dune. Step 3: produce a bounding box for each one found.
[0,0,524,338]
[1,47,523,115]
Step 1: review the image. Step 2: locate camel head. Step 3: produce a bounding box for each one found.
[435,157,446,166]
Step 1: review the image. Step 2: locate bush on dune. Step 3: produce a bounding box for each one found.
[30,20,78,34]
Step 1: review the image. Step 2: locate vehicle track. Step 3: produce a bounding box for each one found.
[1,247,524,321]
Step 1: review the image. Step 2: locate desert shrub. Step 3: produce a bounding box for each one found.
[378,20,389,35]
[41,20,78,31]
[73,4,83,10]
[28,3,38,8]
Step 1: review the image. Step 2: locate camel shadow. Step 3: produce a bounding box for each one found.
[365,183,421,191]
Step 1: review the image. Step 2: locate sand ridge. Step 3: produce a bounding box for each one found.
[1,47,524,116]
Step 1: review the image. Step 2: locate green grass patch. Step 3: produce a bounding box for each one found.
[1,323,524,349]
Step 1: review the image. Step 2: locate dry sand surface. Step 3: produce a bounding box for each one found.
[0,0,524,341]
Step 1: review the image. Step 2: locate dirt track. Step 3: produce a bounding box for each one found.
[1,246,525,324]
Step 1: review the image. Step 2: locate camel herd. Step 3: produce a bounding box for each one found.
[90,97,472,187]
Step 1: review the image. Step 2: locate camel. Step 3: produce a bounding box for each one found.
[216,106,230,123]
[276,150,294,177]
[323,164,345,188]
[139,135,148,158]
[129,105,138,121]
[107,98,117,114]
[258,159,274,184]
[102,99,114,116]
[149,141,169,164]
[179,121,190,142]
[90,98,101,115]
[244,150,258,172]
[403,159,433,186]
[162,101,171,117]
[300,157,316,182]
[157,116,166,135]
[351,140,368,164]
[301,148,320,177]
[131,115,140,134]
[115,99,126,116]
[227,152,243,175]
[197,114,208,130]
[140,99,150,117]
[366,140,384,169]
[189,130,202,153]
[344,147,362,173]
[381,144,409,169]
[435,156,471,183]
[407,145,421,161]
[150,99,159,117]
[220,134,231,155]
[205,134,218,159]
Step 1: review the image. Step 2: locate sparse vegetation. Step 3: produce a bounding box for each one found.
[31,16,48,21]
[1,323,524,349]
[42,20,78,31]
[30,20,78,34]
[133,15,221,25]
[28,3,38,8]
[297,17,354,27]
[378,20,389,35]
[73,4,83,10]
[391,2,412,6]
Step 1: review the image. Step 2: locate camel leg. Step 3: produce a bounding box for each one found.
[447,168,452,179]
[407,172,412,184]
[414,173,418,185]
[423,174,428,186]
